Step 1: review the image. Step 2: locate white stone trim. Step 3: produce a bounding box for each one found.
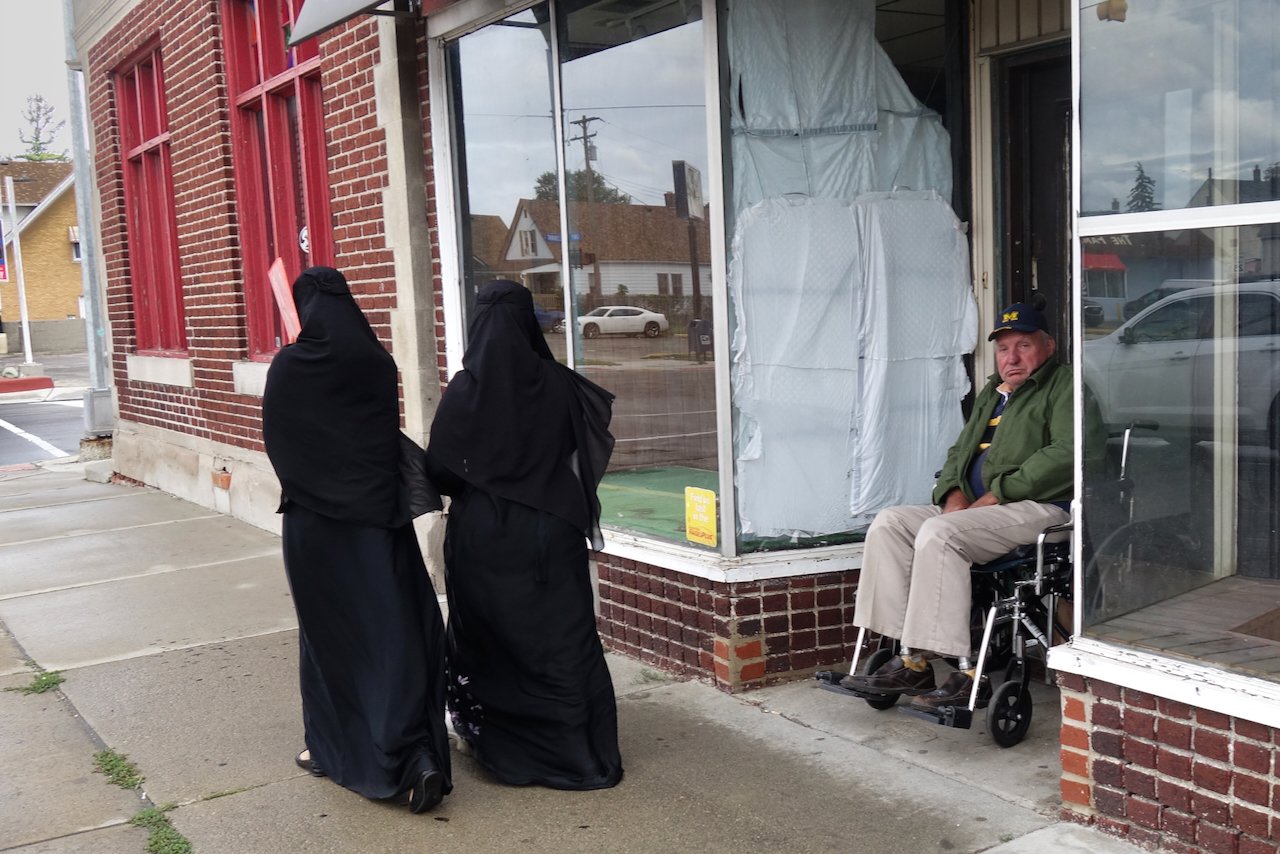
[232,360,270,397]
[1050,636,1280,729]
[125,354,194,388]
[599,528,863,583]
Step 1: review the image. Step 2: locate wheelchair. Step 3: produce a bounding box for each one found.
[815,525,1072,747]
[814,421,1151,747]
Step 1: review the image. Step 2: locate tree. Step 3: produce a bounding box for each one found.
[1126,161,1158,212]
[16,95,68,162]
[533,169,630,204]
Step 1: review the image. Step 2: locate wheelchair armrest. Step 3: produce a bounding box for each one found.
[1036,522,1073,595]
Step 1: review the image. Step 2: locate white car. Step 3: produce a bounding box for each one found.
[1083,282,1280,445]
[576,306,670,338]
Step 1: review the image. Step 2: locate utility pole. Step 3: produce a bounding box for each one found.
[568,116,601,205]
[4,176,35,367]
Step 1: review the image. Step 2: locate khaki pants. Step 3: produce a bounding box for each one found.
[852,501,1070,657]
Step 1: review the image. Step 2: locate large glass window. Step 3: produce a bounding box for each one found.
[1080,0,1280,216]
[1080,224,1280,679]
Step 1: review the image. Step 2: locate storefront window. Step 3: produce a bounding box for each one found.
[1080,0,1280,217]
[1080,224,1280,681]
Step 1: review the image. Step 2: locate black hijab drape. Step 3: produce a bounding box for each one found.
[427,280,615,548]
[262,266,408,528]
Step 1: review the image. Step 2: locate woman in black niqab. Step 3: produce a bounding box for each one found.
[427,279,622,790]
[262,266,450,813]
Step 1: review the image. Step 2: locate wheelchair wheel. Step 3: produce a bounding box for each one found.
[986,680,1033,747]
[861,648,901,710]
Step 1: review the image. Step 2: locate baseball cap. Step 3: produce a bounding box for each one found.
[988,302,1049,340]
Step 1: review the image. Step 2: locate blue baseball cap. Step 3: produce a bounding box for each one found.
[988,302,1049,340]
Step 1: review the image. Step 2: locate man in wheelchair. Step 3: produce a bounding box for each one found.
[841,301,1078,712]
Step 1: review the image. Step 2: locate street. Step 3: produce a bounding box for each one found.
[0,399,84,466]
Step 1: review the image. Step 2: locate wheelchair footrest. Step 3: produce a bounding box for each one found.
[903,703,976,729]
[814,670,899,702]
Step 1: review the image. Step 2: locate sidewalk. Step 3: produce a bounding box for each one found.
[0,460,1145,854]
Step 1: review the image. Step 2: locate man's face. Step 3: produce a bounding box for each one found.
[994,330,1056,391]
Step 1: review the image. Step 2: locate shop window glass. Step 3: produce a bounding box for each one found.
[224,0,331,358]
[1080,0,1280,217]
[1080,224,1280,682]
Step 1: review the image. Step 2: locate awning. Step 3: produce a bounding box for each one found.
[1083,252,1126,272]
[290,0,398,44]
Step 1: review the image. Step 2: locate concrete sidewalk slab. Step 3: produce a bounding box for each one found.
[0,468,95,499]
[0,478,135,514]
[0,489,221,547]
[748,676,1064,814]
[6,823,150,854]
[0,513,279,599]
[0,672,144,850]
[0,554,295,670]
[1,625,26,675]
[62,632,303,807]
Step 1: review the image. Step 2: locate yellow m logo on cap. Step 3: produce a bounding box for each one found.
[1002,310,1019,323]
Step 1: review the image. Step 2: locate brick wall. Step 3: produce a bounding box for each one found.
[595,554,859,692]
[85,1,399,454]
[1059,673,1280,854]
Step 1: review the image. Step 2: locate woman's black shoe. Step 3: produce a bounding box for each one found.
[295,750,326,778]
[408,770,445,814]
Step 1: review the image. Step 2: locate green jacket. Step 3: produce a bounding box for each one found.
[931,360,1078,506]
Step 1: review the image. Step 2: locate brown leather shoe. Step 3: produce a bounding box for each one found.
[840,657,936,695]
[908,671,990,711]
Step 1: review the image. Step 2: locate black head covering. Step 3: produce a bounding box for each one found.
[427,280,615,548]
[262,266,410,527]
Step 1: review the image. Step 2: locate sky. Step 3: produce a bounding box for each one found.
[0,2,74,160]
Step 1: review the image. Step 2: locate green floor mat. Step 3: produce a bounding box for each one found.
[599,467,718,544]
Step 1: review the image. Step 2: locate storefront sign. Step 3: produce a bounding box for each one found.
[684,486,717,547]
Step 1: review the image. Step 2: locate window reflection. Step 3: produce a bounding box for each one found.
[1082,224,1280,682]
[1080,0,1280,216]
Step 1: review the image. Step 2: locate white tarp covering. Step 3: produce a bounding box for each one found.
[726,0,975,539]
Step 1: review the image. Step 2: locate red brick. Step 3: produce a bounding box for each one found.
[734,639,762,661]
[1125,795,1160,829]
[1060,778,1091,806]
[1090,678,1122,701]
[1062,723,1090,751]
[1197,821,1241,854]
[1127,826,1162,848]
[1092,757,1124,788]
[791,611,817,630]
[1057,672,1086,692]
[1092,700,1122,729]
[1156,746,1192,779]
[1160,809,1198,843]
[1192,792,1232,825]
[1158,779,1194,812]
[739,661,765,682]
[733,598,760,616]
[1231,803,1270,839]
[1093,786,1126,818]
[1235,718,1273,743]
[1193,759,1233,794]
[1091,729,1123,757]
[1061,748,1088,778]
[1233,740,1273,775]
[1194,728,1231,762]
[789,590,815,610]
[761,593,788,613]
[814,587,842,607]
[1238,836,1279,854]
[1062,696,1085,722]
[1123,736,1157,768]
[762,614,789,634]
[1198,709,1231,731]
[1124,688,1157,710]
[1234,771,1271,807]
[1122,767,1156,799]
[1158,697,1194,719]
[1158,718,1192,750]
[1123,709,1157,740]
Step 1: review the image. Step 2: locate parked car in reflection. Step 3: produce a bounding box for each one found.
[1121,280,1207,320]
[533,304,565,334]
[576,306,670,338]
[1083,282,1280,445]
[1082,297,1104,327]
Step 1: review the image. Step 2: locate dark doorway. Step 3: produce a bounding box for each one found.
[999,48,1072,360]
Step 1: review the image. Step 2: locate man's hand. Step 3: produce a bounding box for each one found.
[941,489,970,514]
[969,492,1000,509]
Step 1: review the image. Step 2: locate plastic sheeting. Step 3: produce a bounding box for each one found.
[730,193,975,538]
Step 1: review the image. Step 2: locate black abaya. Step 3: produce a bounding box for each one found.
[262,266,450,803]
[427,280,622,790]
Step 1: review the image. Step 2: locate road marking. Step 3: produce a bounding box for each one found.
[0,417,66,458]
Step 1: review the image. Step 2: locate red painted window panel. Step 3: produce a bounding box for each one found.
[115,45,187,354]
[224,0,332,359]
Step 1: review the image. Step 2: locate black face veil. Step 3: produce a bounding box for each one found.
[428,280,615,548]
[262,266,405,527]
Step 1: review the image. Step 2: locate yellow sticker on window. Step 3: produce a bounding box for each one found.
[685,486,717,547]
